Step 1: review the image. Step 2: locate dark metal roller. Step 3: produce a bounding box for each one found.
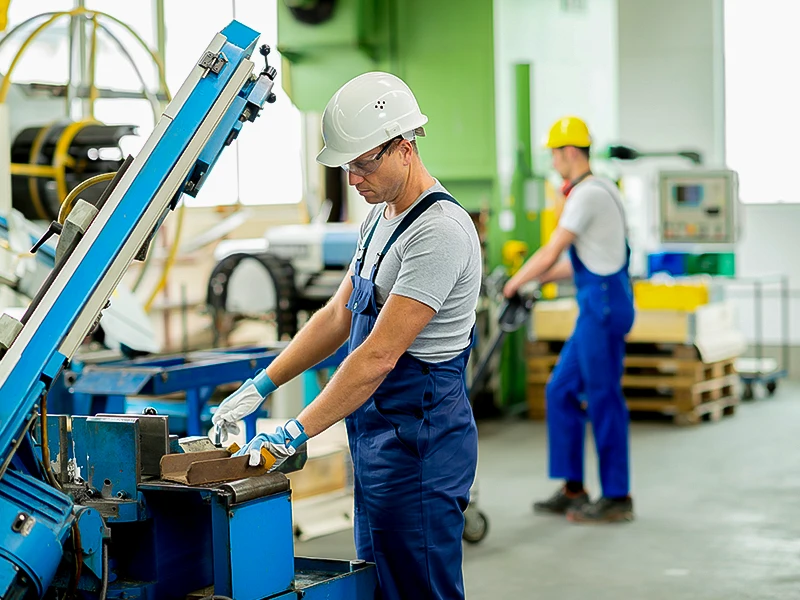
[220,472,290,504]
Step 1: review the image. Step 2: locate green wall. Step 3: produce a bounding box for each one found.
[277,0,497,212]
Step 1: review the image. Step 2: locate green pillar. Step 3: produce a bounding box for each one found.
[499,63,546,412]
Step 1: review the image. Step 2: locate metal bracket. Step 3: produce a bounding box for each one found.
[198,51,228,77]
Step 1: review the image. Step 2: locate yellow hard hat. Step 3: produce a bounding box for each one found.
[544,116,592,149]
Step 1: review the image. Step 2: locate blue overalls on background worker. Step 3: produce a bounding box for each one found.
[212,72,483,598]
[503,116,635,523]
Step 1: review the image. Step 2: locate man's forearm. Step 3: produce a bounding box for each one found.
[539,259,573,284]
[511,247,559,288]
[296,341,393,438]
[265,305,350,387]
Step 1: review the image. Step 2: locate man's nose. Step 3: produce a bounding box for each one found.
[348,171,364,186]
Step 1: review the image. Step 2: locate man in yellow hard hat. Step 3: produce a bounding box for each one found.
[504,116,635,523]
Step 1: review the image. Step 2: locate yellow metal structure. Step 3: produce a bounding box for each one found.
[0,0,10,32]
[538,179,563,299]
[633,279,711,311]
[544,115,592,149]
[501,240,528,275]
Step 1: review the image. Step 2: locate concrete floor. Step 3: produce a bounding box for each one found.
[296,382,800,599]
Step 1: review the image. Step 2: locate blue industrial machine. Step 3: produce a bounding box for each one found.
[61,344,347,438]
[0,21,376,599]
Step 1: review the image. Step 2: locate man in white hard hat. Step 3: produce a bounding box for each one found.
[212,72,482,599]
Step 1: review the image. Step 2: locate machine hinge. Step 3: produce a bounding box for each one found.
[198,51,228,77]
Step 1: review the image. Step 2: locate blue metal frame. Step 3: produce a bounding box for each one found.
[67,345,347,438]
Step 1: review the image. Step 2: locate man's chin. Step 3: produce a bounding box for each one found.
[360,191,381,203]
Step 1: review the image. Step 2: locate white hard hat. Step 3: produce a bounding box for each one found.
[316,72,428,168]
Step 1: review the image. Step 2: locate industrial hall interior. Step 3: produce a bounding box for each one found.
[0,0,795,598]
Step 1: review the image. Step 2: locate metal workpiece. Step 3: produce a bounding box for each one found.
[179,435,219,453]
[220,472,290,505]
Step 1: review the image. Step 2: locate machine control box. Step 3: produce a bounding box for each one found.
[658,169,739,244]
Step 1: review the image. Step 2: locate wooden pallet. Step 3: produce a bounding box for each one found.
[526,341,741,425]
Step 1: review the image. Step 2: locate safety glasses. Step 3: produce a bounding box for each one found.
[341,138,398,177]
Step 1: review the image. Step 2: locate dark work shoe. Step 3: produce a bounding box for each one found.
[533,486,590,515]
[567,496,634,523]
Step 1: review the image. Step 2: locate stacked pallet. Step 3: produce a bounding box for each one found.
[527,340,740,425]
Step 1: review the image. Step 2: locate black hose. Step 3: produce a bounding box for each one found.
[98,540,109,600]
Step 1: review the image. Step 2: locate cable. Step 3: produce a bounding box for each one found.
[39,393,62,491]
[70,520,83,597]
[57,171,116,224]
[143,200,186,312]
[200,596,233,600]
[98,539,109,600]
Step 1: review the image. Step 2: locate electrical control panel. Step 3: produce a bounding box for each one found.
[658,170,739,244]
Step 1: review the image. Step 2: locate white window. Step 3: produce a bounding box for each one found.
[0,0,74,86]
[724,0,800,203]
[163,0,303,207]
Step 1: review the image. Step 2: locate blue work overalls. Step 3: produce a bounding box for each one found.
[344,192,478,600]
[545,180,635,498]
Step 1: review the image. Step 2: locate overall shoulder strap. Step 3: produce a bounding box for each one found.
[373,192,458,271]
[353,206,384,276]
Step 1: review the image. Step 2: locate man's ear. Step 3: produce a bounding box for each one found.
[401,140,415,165]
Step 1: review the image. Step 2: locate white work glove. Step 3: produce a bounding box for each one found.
[233,419,308,469]
[211,370,277,443]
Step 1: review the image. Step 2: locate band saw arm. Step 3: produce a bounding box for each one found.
[0,21,277,473]
[0,21,279,598]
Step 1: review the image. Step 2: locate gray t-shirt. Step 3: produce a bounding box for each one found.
[350,181,482,363]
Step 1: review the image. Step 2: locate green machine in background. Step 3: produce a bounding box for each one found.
[277,0,539,411]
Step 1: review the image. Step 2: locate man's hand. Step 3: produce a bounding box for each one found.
[503,228,576,298]
[503,278,521,299]
[233,419,308,469]
[211,370,277,443]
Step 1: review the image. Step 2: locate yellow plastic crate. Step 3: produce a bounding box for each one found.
[633,280,710,311]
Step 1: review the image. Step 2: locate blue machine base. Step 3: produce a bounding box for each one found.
[273,558,378,599]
